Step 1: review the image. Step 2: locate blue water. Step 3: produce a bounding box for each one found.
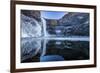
[21,37,89,63]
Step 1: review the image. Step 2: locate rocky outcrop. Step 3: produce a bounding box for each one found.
[21,10,42,37]
[21,10,41,21]
[46,12,89,36]
[59,12,89,36]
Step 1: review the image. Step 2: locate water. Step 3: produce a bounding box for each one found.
[21,37,89,63]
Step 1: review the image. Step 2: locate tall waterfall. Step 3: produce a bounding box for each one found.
[41,17,47,37]
[40,17,47,56]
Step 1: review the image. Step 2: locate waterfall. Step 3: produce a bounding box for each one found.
[41,17,47,37]
[40,17,47,56]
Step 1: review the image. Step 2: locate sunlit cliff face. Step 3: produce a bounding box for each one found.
[21,14,42,37]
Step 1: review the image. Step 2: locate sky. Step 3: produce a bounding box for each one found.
[41,11,67,20]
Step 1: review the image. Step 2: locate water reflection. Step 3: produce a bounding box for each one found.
[21,38,42,62]
[46,40,89,61]
[21,38,89,63]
